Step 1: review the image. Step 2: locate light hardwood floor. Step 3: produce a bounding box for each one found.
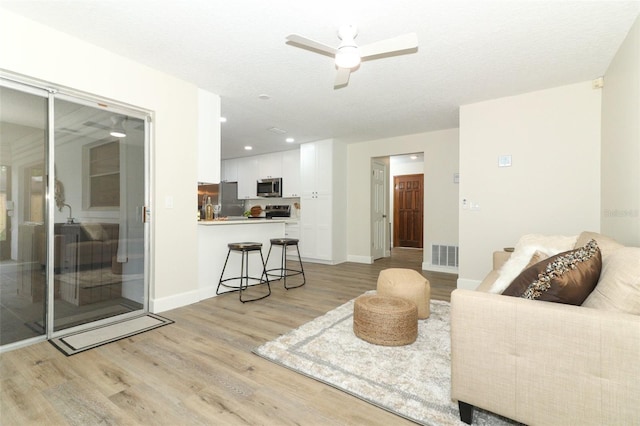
[1,249,457,425]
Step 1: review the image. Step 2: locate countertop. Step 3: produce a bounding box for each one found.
[198,218,297,226]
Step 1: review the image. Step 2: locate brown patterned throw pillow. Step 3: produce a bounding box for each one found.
[502,239,601,305]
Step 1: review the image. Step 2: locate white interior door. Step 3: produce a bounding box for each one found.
[371,160,387,260]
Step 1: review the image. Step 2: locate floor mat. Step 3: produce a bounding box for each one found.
[50,313,173,356]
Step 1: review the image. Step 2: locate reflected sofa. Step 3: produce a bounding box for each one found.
[37,222,120,272]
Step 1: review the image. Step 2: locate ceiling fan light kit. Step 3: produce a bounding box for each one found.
[286,25,418,88]
[335,45,361,69]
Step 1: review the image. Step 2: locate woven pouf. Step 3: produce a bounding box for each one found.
[353,294,418,346]
[377,268,431,319]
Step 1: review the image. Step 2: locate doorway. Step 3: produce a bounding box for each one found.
[393,174,424,248]
[0,78,150,349]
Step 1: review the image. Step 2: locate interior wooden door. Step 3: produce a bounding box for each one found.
[393,174,423,248]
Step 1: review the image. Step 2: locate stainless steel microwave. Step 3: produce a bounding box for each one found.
[257,177,282,197]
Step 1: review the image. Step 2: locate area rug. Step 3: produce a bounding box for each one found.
[253,295,516,426]
[50,313,173,356]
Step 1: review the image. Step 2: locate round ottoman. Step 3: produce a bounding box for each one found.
[353,294,418,346]
[377,268,431,319]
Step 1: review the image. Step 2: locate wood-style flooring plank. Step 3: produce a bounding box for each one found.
[1,248,456,425]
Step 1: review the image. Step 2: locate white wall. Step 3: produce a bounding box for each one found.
[458,81,602,289]
[0,9,206,311]
[601,16,640,246]
[346,129,459,268]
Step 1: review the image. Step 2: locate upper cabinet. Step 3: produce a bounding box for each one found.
[258,152,282,178]
[197,89,221,183]
[222,157,239,182]
[237,156,259,199]
[281,150,301,198]
[223,149,301,199]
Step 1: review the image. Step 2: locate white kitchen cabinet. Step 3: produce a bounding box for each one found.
[197,89,221,183]
[281,149,301,197]
[222,158,239,182]
[237,156,259,199]
[284,222,300,239]
[298,139,346,264]
[258,152,282,178]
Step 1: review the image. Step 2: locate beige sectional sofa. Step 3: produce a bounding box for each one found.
[450,232,640,425]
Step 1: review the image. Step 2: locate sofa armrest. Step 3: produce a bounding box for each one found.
[473,251,512,292]
[451,289,640,425]
[492,250,511,270]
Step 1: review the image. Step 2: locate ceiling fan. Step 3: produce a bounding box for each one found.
[286,25,418,88]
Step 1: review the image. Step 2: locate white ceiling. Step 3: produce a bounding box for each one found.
[2,0,639,159]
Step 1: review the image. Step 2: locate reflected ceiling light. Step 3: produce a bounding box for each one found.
[410,155,418,160]
[285,137,295,143]
[220,117,227,123]
[109,116,127,138]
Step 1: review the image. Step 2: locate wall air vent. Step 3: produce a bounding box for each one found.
[431,244,459,268]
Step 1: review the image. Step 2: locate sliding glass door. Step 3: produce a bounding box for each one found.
[0,82,48,346]
[51,95,148,334]
[0,78,150,348]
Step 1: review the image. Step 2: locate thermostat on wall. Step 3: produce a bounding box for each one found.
[498,155,512,167]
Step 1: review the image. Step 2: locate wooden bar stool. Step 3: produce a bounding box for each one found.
[265,238,306,289]
[217,242,271,302]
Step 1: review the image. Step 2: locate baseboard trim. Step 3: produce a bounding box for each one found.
[347,255,373,264]
[422,263,458,273]
[457,278,481,290]
[150,289,200,314]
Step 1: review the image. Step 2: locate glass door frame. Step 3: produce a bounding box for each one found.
[0,73,152,345]
[47,91,152,339]
[0,77,50,351]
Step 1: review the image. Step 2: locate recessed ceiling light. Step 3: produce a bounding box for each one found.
[286,137,295,143]
[220,117,227,123]
[244,146,253,150]
[258,94,271,100]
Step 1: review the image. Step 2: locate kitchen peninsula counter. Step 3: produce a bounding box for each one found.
[198,218,285,300]
[198,218,287,225]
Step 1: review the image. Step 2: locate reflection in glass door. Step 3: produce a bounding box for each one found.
[52,96,147,333]
[0,83,48,346]
[1,79,149,349]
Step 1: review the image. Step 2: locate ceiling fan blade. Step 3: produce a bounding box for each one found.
[334,67,351,88]
[286,34,337,57]
[360,33,418,59]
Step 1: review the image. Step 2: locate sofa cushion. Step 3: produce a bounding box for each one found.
[488,234,577,293]
[502,239,601,305]
[582,247,640,314]
[81,223,109,241]
[575,231,624,258]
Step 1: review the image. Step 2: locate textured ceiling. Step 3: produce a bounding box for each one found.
[2,0,639,159]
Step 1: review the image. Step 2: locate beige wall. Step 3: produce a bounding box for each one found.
[346,129,459,268]
[601,16,640,246]
[458,81,602,288]
[0,9,202,311]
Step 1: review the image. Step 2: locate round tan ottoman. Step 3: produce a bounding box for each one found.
[353,294,418,346]
[377,268,431,319]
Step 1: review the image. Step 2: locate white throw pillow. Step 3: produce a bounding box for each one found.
[488,234,578,294]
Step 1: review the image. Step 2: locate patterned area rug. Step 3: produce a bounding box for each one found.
[253,295,516,426]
